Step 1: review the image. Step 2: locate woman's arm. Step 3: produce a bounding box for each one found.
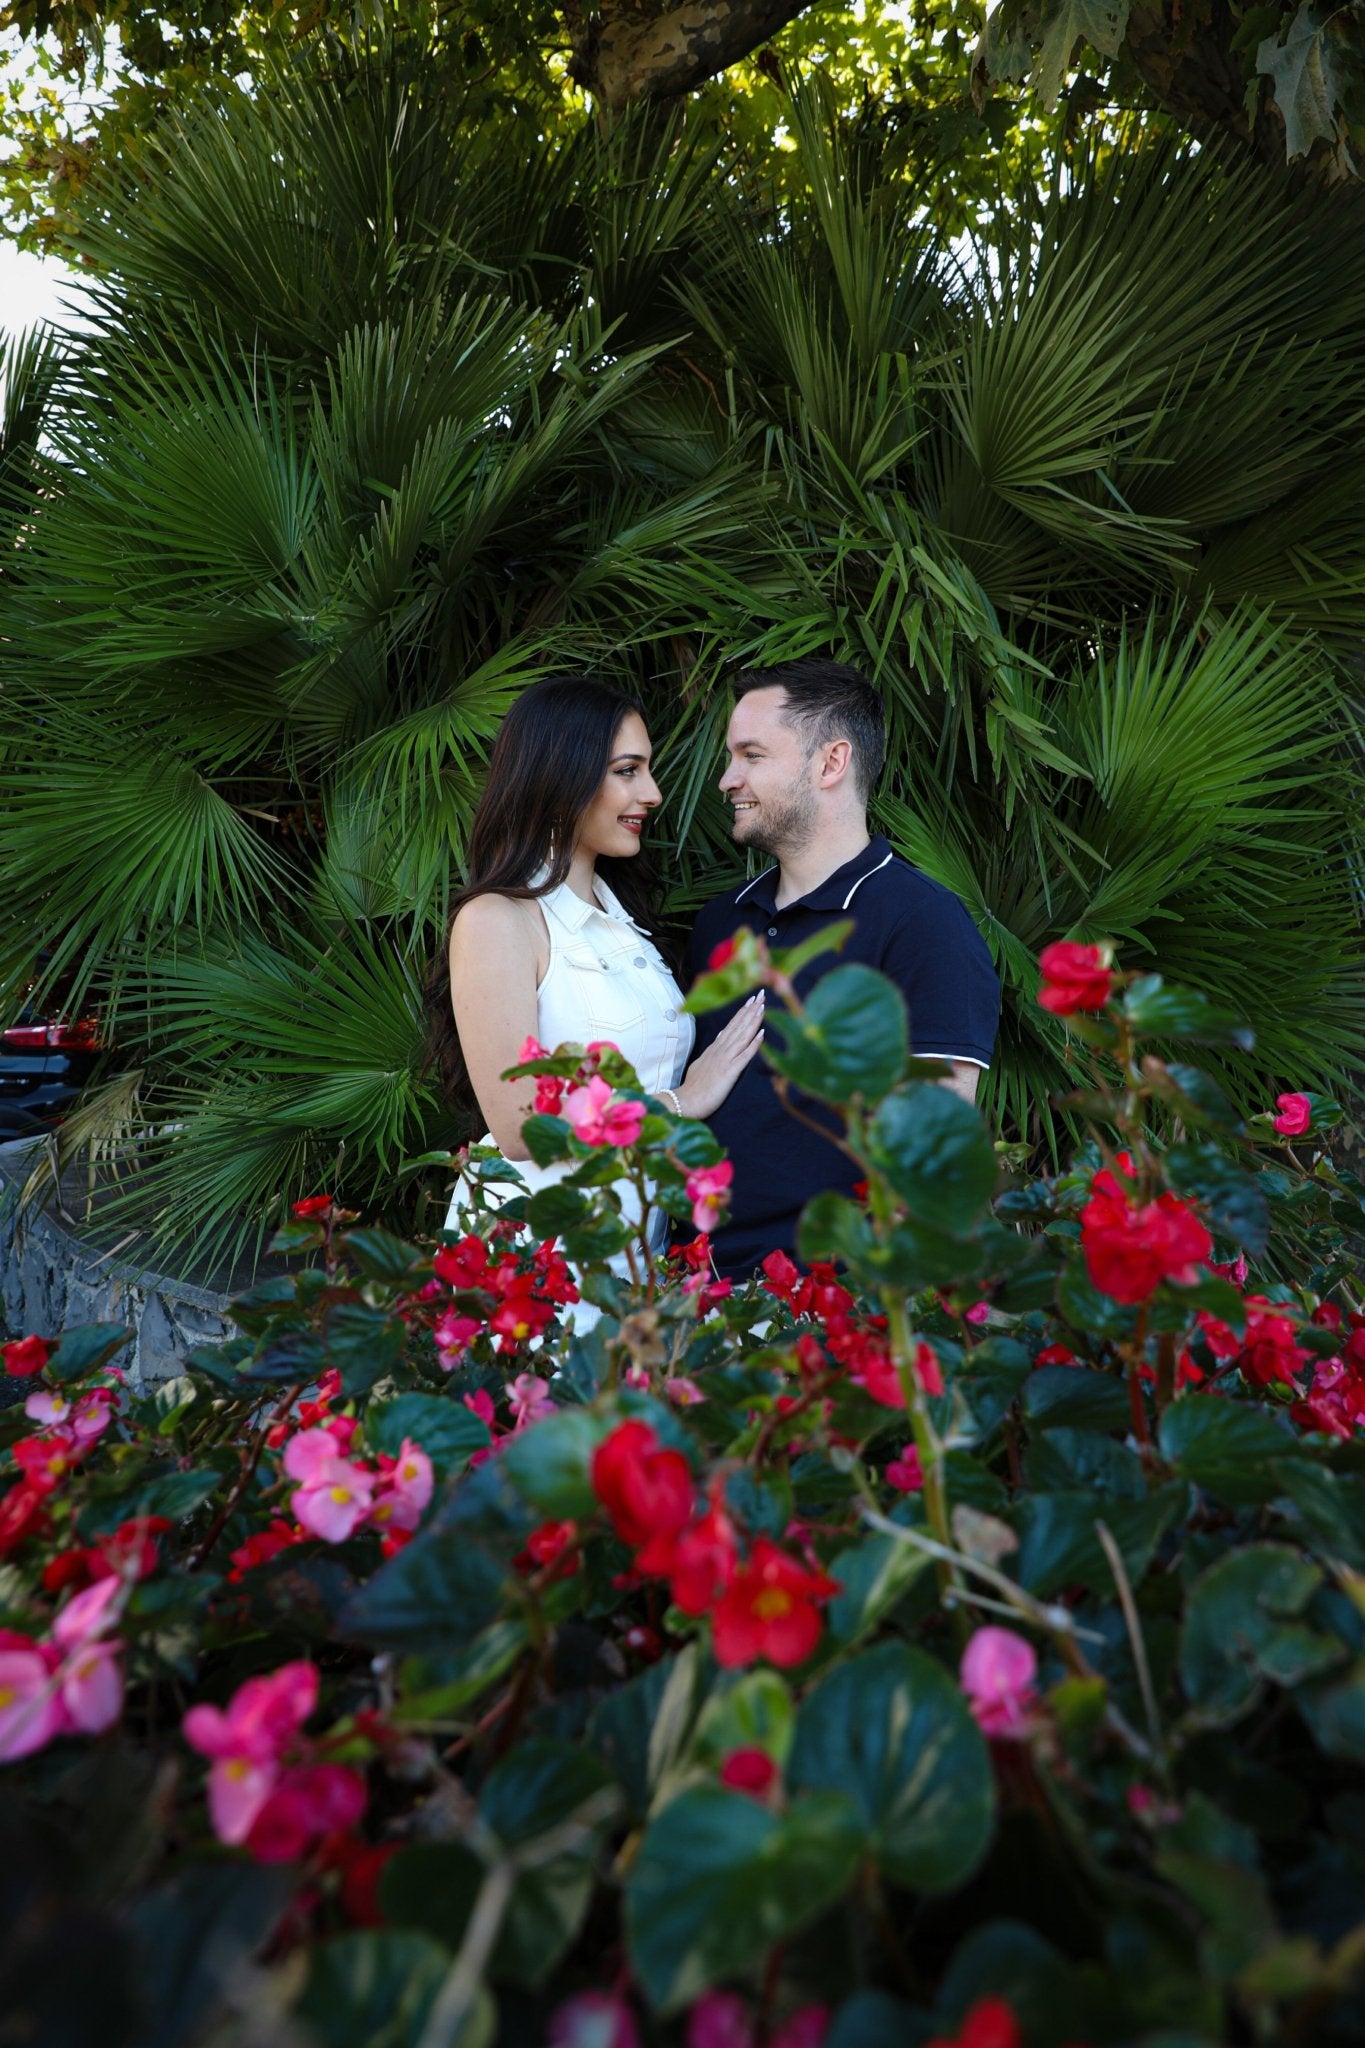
[447,895,547,1160]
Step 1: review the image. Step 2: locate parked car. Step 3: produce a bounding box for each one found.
[0,1014,101,1139]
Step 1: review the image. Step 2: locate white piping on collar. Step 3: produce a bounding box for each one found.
[735,868,778,903]
[841,848,893,909]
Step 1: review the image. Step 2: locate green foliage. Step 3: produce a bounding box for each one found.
[1,41,1363,1272]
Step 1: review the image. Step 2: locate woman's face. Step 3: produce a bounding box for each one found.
[573,712,662,862]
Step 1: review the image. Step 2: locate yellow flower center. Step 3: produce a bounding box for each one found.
[329,1484,353,1504]
[751,1588,793,1621]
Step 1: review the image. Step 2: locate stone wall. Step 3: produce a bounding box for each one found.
[0,1138,235,1389]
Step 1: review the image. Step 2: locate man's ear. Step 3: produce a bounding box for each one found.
[818,737,853,788]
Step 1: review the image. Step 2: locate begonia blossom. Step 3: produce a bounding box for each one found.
[1272,1092,1312,1136]
[960,1626,1038,1737]
[710,1539,837,1669]
[1036,940,1114,1015]
[1081,1168,1211,1304]
[562,1075,646,1148]
[685,1160,734,1233]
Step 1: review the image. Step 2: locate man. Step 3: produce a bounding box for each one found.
[686,657,1000,1281]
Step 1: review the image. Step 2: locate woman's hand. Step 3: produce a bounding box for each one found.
[676,994,765,1120]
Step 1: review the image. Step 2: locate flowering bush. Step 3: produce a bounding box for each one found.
[3,937,1365,2047]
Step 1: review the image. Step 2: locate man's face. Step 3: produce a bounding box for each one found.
[719,687,819,856]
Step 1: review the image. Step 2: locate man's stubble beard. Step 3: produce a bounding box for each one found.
[734,781,819,861]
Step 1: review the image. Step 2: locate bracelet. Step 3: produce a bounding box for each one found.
[658,1087,682,1117]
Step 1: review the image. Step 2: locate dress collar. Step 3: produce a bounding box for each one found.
[529,866,643,933]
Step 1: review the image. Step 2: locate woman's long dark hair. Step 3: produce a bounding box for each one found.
[426,675,663,1108]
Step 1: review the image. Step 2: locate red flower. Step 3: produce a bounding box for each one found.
[1236,1296,1311,1390]
[325,1834,398,1927]
[245,1762,368,1864]
[3,1336,53,1379]
[12,1430,84,1493]
[1080,1170,1211,1304]
[0,1481,49,1557]
[591,1421,694,1573]
[228,1519,306,1582]
[720,1747,778,1797]
[670,1506,739,1614]
[710,1539,837,1669]
[434,1235,493,1289]
[489,1288,556,1350]
[515,1519,581,1579]
[927,1997,1022,2048]
[534,1074,566,1115]
[1037,941,1113,1016]
[707,937,739,971]
[760,1249,801,1301]
[291,1194,334,1219]
[1272,1092,1312,1136]
[1034,1342,1078,1368]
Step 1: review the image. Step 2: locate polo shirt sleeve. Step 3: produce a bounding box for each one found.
[877,885,1000,1067]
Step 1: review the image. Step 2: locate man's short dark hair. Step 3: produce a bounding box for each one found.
[733,657,886,800]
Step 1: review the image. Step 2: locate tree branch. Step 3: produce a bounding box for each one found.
[566,0,812,108]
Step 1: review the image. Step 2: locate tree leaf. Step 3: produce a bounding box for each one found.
[868,1082,999,1234]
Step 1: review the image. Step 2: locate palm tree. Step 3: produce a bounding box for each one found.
[1,41,1360,1270]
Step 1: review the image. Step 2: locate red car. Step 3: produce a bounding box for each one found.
[0,1014,101,1139]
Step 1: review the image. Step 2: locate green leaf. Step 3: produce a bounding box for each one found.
[342,1230,433,1284]
[1031,0,1133,106]
[297,1930,469,2048]
[367,1394,490,1479]
[1014,1487,1182,1598]
[1257,3,1346,161]
[868,1083,998,1234]
[1164,1142,1269,1258]
[500,1407,609,1519]
[762,965,907,1106]
[398,1621,528,1719]
[340,1527,509,1650]
[692,1670,795,1770]
[1159,1398,1307,1507]
[625,1787,865,2013]
[589,1647,703,1821]
[1022,1365,1132,1432]
[826,1991,930,2048]
[1275,1463,1365,1572]
[324,1300,405,1397]
[1180,1544,1342,1720]
[1122,976,1254,1049]
[789,1643,995,1891]
[1297,1660,1365,1762]
[48,1324,132,1384]
[824,1529,936,1649]
[480,1738,620,1848]
[1055,1260,1140,1340]
[1023,1426,1146,1500]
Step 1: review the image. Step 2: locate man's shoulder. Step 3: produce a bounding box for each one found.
[857,851,978,932]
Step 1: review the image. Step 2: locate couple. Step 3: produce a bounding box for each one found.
[434,657,1000,1284]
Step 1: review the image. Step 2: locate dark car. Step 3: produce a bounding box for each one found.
[0,1015,101,1139]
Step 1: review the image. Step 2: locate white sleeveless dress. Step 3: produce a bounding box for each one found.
[443,875,695,1301]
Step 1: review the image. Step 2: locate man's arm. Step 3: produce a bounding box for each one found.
[878,880,1001,1094]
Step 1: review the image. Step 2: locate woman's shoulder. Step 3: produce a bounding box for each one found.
[450,891,546,948]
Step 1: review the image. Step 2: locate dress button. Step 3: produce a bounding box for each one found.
[665,1008,677,1021]
[633,955,647,968]
[598,958,610,970]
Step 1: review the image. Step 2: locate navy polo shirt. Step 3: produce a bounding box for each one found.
[685,836,1000,1280]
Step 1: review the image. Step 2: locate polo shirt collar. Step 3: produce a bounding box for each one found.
[733,836,894,917]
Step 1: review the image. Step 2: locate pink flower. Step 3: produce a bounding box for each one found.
[1273,1092,1312,1136]
[183,1661,319,1845]
[371,1438,434,1535]
[688,1991,753,2048]
[686,1161,734,1233]
[433,1310,482,1368]
[24,1389,71,1427]
[517,1035,549,1062]
[283,1429,374,1542]
[960,1627,1038,1738]
[665,1375,706,1406]
[562,1075,646,1148]
[508,1374,555,1429]
[57,1640,123,1732]
[53,1573,124,1646]
[885,1447,923,1492]
[0,1646,63,1759]
[549,1991,642,2048]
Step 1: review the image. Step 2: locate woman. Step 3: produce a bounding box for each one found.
[430,675,764,1273]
